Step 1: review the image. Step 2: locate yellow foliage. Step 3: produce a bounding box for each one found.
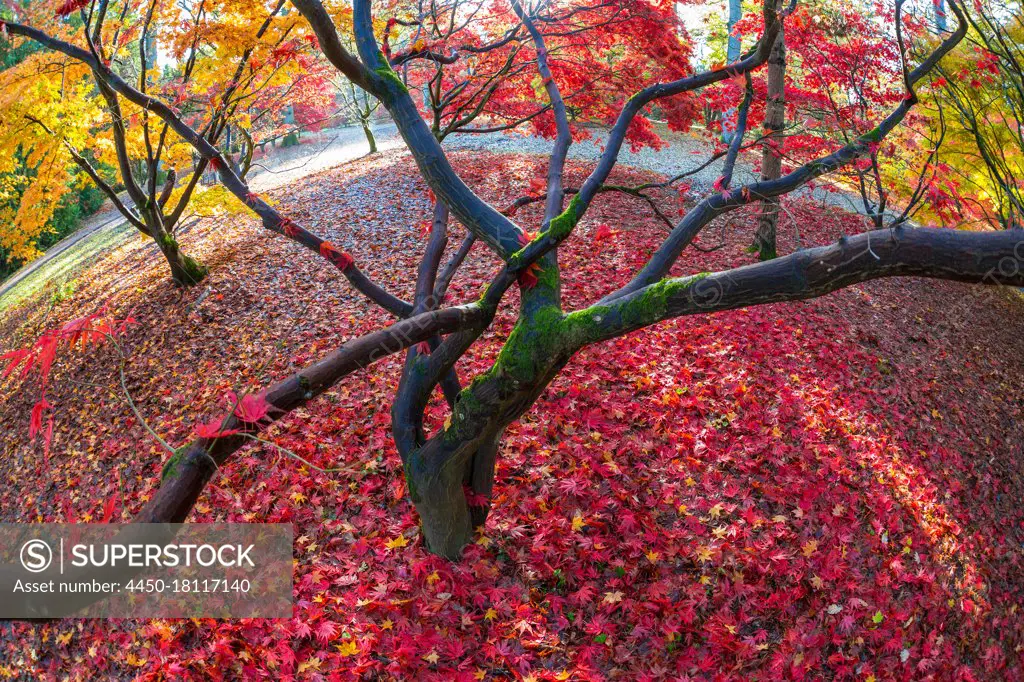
[0,0,329,264]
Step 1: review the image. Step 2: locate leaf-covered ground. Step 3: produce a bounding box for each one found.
[0,150,1022,680]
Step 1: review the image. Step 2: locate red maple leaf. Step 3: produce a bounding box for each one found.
[314,620,338,644]
[594,223,619,241]
[518,263,542,289]
[194,419,241,439]
[319,241,355,271]
[29,397,51,440]
[55,0,88,17]
[100,496,118,523]
[518,230,538,247]
[1,348,29,379]
[228,391,273,423]
[279,218,300,237]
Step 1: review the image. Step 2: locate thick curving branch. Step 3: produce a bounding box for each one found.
[575,227,1024,345]
[293,0,525,258]
[0,302,484,617]
[513,0,572,225]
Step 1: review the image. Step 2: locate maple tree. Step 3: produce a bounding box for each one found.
[0,0,329,285]
[927,0,1024,229]
[0,0,1022,630]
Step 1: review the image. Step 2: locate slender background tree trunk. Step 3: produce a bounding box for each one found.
[754,17,786,261]
[721,0,744,143]
[363,122,377,153]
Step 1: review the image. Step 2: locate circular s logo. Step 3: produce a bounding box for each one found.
[20,539,53,573]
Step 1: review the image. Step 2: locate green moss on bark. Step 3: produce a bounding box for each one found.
[547,194,582,241]
[618,273,712,331]
[160,445,190,482]
[374,64,409,94]
[178,255,208,284]
[507,194,583,269]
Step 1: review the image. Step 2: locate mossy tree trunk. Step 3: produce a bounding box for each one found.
[163,242,209,287]
[401,282,574,557]
[149,218,208,287]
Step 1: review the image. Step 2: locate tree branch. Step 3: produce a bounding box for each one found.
[575,227,1024,345]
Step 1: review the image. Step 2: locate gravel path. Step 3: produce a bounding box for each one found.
[447,125,874,216]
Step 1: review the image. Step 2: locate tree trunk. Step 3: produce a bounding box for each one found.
[362,122,377,154]
[466,428,504,528]
[720,0,744,143]
[406,442,475,559]
[754,20,786,261]
[157,231,208,287]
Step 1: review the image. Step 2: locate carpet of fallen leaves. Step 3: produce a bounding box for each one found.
[0,150,1022,681]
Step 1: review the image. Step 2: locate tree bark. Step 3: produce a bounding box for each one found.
[754,17,786,261]
[362,122,377,154]
[406,438,477,559]
[466,428,504,528]
[156,230,208,287]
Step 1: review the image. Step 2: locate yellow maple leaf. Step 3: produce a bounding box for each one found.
[423,650,440,665]
[709,503,724,519]
[297,657,322,673]
[385,535,409,550]
[381,619,393,630]
[802,540,818,557]
[336,640,359,657]
[125,653,147,667]
[571,512,586,532]
[484,607,498,621]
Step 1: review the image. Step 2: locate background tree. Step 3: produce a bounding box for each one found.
[929,1,1024,228]
[2,0,1024,599]
[752,0,785,259]
[0,0,326,286]
[338,73,382,152]
[0,7,108,280]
